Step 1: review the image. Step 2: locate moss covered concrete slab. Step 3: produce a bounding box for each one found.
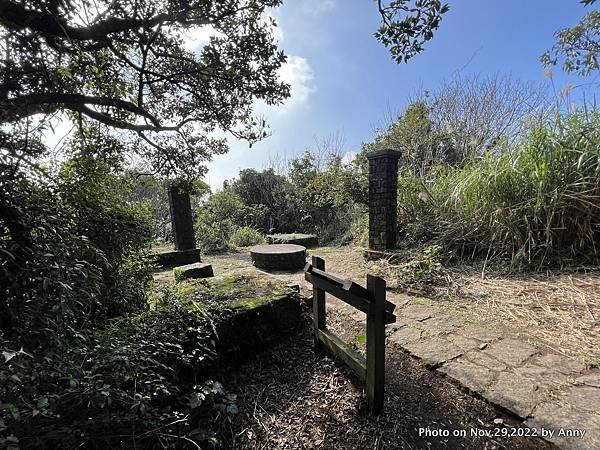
[178,274,305,365]
[173,263,214,281]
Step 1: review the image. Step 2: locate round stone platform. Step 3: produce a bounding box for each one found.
[266,233,318,248]
[250,244,307,271]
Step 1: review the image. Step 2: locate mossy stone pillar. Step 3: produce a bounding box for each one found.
[367,149,401,251]
[167,184,196,251]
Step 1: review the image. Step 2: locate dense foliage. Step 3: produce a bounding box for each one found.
[188,106,600,267]
[393,111,600,265]
[1,0,289,179]
[1,149,153,348]
[0,285,237,449]
[189,152,368,252]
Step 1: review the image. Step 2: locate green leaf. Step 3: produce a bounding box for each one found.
[2,351,16,363]
[189,392,205,409]
[226,404,238,414]
[57,67,73,79]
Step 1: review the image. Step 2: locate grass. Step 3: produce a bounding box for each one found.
[396,110,600,266]
[435,263,600,366]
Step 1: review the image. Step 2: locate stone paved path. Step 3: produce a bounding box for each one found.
[375,301,599,450]
[201,252,600,450]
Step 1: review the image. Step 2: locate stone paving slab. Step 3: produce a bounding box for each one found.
[379,300,600,450]
[576,370,600,388]
[402,304,433,322]
[458,324,503,342]
[445,334,482,353]
[481,338,540,366]
[562,385,600,414]
[388,326,423,345]
[531,353,587,375]
[402,336,463,367]
[514,364,570,390]
[526,401,600,450]
[438,359,495,393]
[463,350,508,372]
[482,370,544,418]
[418,315,460,336]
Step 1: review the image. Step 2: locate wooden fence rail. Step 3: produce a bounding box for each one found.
[304,256,396,413]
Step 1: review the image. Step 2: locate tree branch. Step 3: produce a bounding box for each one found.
[0,92,161,125]
[0,0,210,42]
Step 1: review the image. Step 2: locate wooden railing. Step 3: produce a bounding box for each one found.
[304,256,396,413]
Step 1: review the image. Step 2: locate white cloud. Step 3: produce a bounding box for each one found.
[182,25,225,53]
[272,55,316,112]
[183,14,283,54]
[302,0,335,15]
[341,151,356,165]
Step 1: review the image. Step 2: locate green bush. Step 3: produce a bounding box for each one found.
[342,211,369,246]
[195,191,245,253]
[394,245,445,290]
[58,155,154,319]
[0,149,163,447]
[1,173,103,348]
[0,287,237,449]
[194,190,272,252]
[229,226,265,248]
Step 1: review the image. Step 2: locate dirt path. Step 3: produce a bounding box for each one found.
[194,247,600,449]
[221,312,554,450]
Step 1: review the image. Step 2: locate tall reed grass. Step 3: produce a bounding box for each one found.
[396,111,600,265]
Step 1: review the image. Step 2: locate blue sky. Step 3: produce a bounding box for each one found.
[205,0,597,190]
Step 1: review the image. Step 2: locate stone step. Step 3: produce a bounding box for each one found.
[173,263,214,281]
[153,248,201,269]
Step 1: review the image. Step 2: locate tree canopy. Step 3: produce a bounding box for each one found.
[374,0,450,64]
[0,0,289,177]
[0,0,455,179]
[4,0,593,183]
[541,1,600,76]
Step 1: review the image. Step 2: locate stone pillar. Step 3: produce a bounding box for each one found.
[167,184,196,251]
[367,149,401,251]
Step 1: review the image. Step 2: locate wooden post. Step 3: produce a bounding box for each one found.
[312,256,326,351]
[366,274,386,413]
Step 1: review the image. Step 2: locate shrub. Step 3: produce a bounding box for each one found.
[394,245,445,289]
[1,152,155,349]
[342,211,369,246]
[58,155,154,319]
[0,286,237,449]
[0,173,104,348]
[229,226,265,248]
[195,191,245,253]
[194,190,271,252]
